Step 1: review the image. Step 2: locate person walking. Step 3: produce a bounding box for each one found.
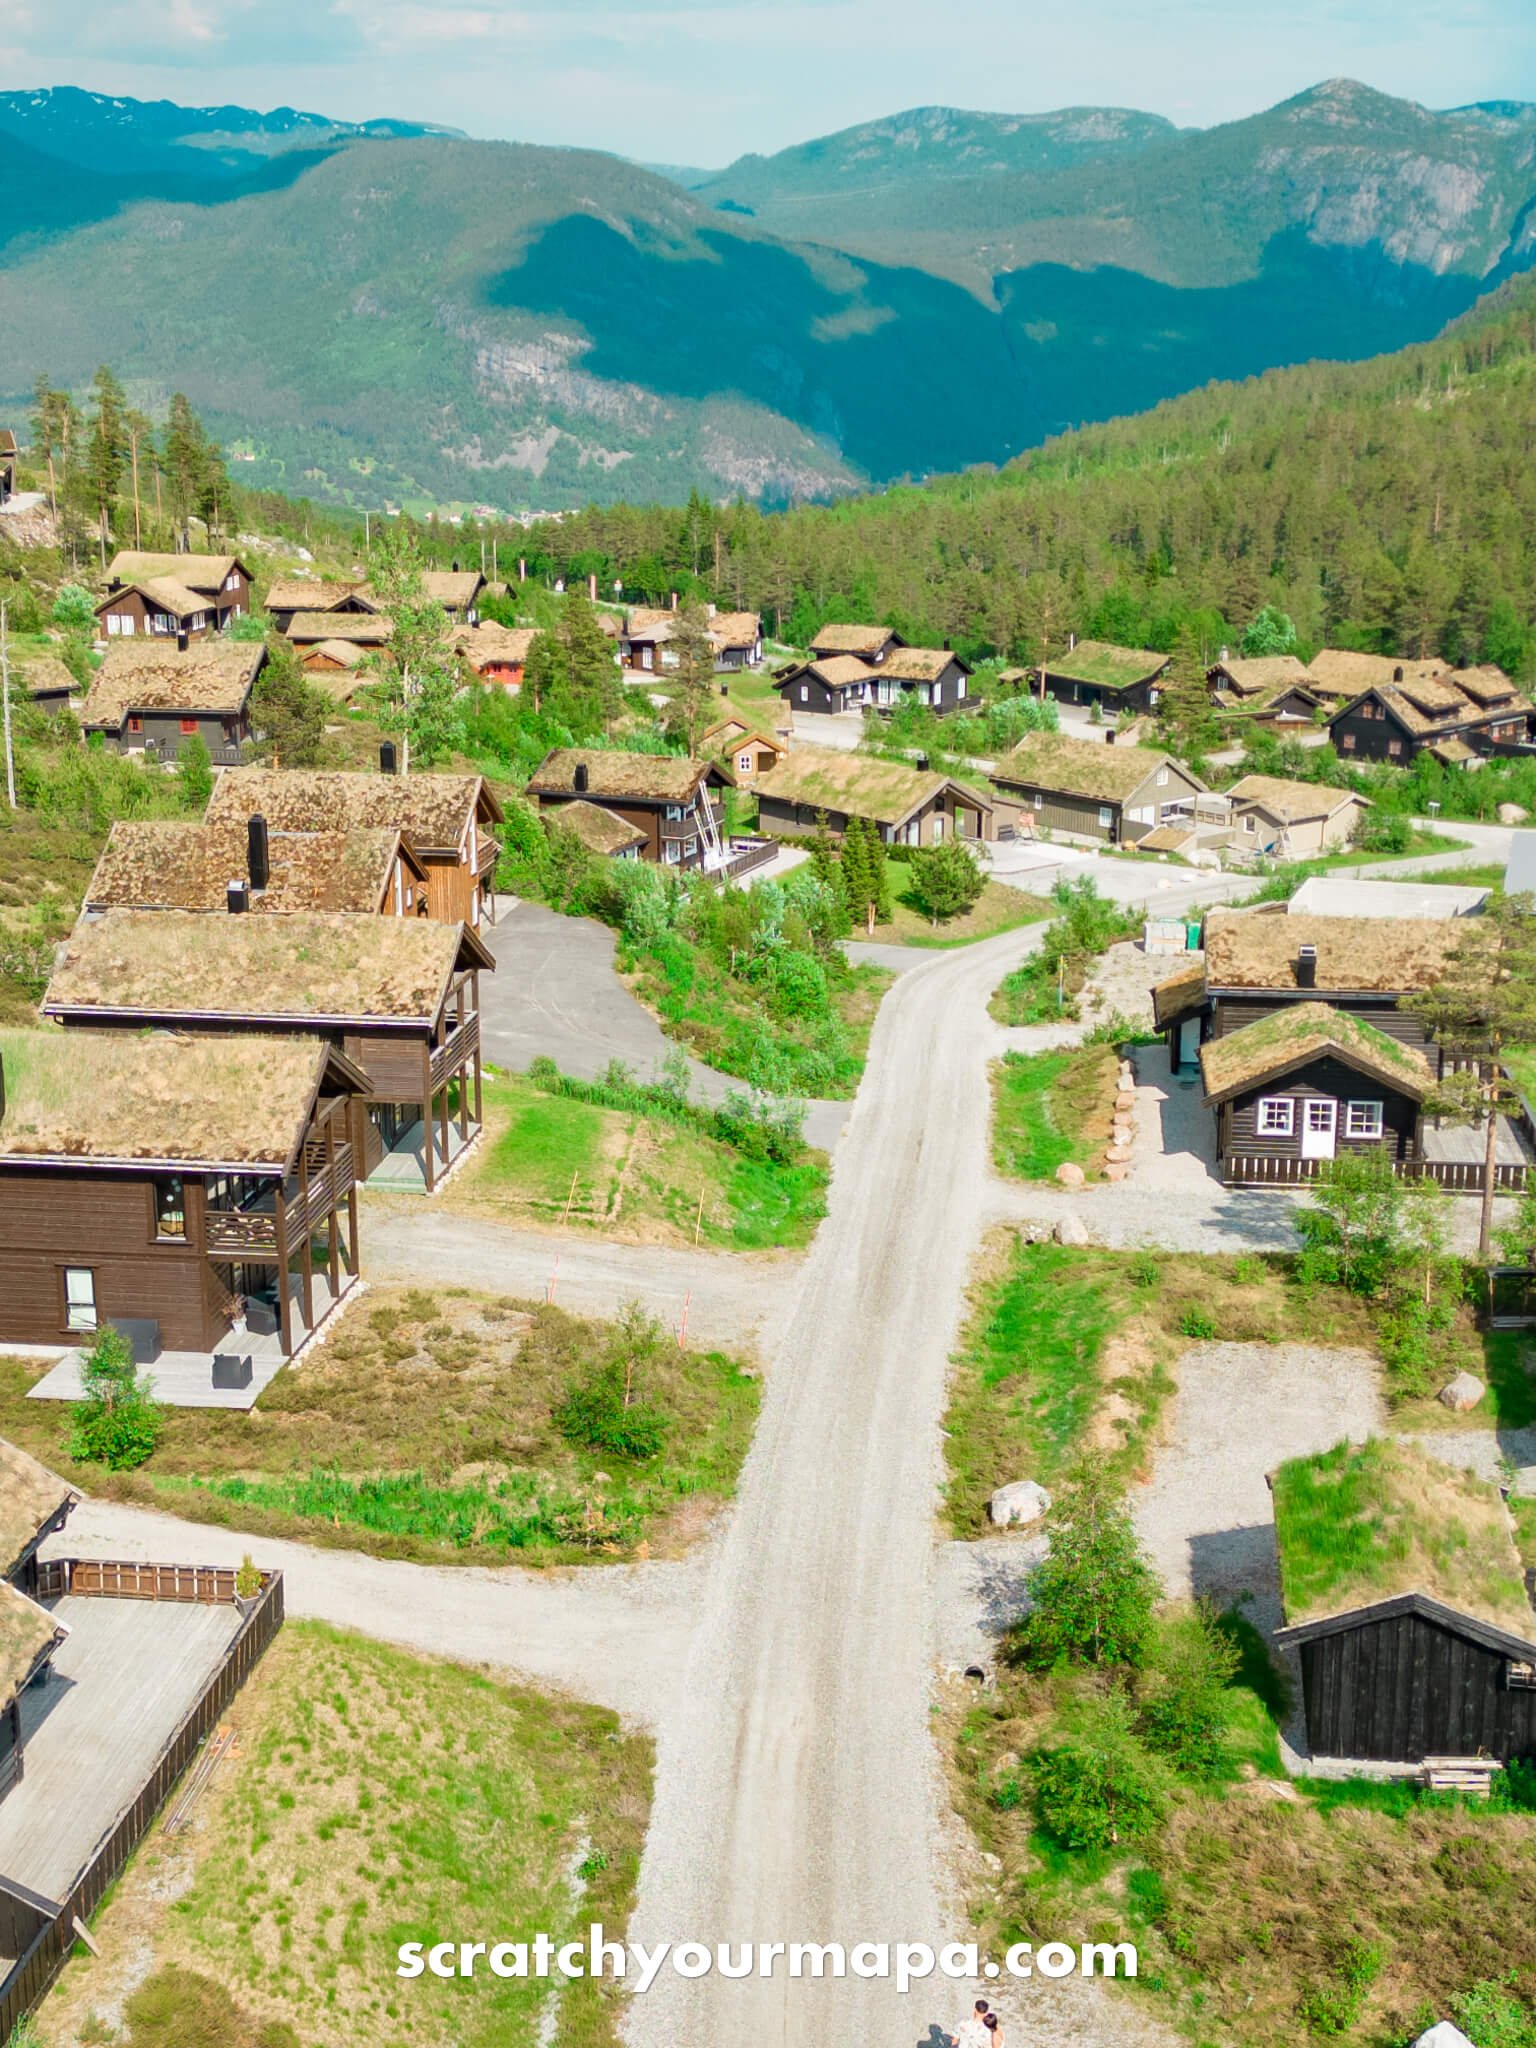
[983,2014,1004,2043]
[952,1998,992,2046]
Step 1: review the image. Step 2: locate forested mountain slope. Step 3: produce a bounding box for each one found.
[532,274,1536,676]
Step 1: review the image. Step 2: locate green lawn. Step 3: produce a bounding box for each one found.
[45,1622,651,2048]
[868,876,1051,948]
[442,1074,828,1250]
[1296,826,1469,870]
[990,1043,1119,1182]
[0,1285,760,1565]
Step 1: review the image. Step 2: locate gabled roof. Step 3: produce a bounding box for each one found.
[808,623,900,656]
[0,1024,369,1173]
[106,551,249,595]
[1151,960,1206,1030]
[1043,639,1169,690]
[263,578,381,615]
[708,610,761,648]
[0,1440,75,1581]
[1201,908,1484,994]
[1226,774,1368,824]
[0,430,17,458]
[702,716,783,755]
[775,654,876,693]
[1271,1437,1536,1647]
[78,642,264,731]
[284,611,393,646]
[303,638,371,669]
[754,748,990,829]
[85,821,420,915]
[624,607,674,642]
[878,646,967,682]
[1335,675,1533,740]
[421,570,485,609]
[16,653,76,701]
[1199,1000,1433,1105]
[453,622,536,667]
[1307,649,1447,698]
[1208,654,1316,697]
[44,911,490,1030]
[206,767,502,849]
[0,1580,64,1723]
[552,801,648,855]
[528,747,732,803]
[99,576,221,622]
[993,731,1200,804]
[1452,664,1521,707]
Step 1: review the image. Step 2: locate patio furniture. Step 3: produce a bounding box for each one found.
[108,1317,161,1365]
[211,1353,253,1391]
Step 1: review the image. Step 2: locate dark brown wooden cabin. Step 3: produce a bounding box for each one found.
[772,655,876,716]
[0,1027,368,1362]
[1199,1002,1431,1183]
[1329,665,1533,765]
[84,818,429,918]
[99,552,253,642]
[1033,639,1169,713]
[806,624,905,666]
[262,579,383,635]
[527,749,734,869]
[863,647,971,714]
[754,752,993,846]
[76,642,262,766]
[205,762,504,929]
[0,1443,77,1806]
[0,430,16,506]
[991,732,1205,845]
[707,611,763,671]
[1273,1441,1536,1765]
[41,910,492,1194]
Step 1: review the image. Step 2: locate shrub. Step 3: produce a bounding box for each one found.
[1452,1977,1536,2048]
[1011,1463,1160,1672]
[1136,1603,1241,1775]
[235,1554,262,1599]
[176,733,214,810]
[906,838,985,925]
[1296,1938,1381,2037]
[554,1302,672,1463]
[1030,1689,1170,1852]
[1177,1307,1217,1340]
[768,947,830,1021]
[68,1326,162,1470]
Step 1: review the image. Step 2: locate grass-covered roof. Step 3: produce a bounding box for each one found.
[206,767,500,847]
[1199,999,1433,1103]
[86,821,409,915]
[79,642,263,730]
[755,747,986,826]
[528,748,726,802]
[0,1438,74,1580]
[1202,909,1482,993]
[0,1581,61,1718]
[993,730,1195,803]
[1044,638,1169,688]
[808,623,897,654]
[552,800,647,854]
[1273,1437,1536,1640]
[1227,774,1367,822]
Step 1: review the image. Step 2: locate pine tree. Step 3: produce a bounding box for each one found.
[368,529,460,772]
[1159,622,1217,754]
[555,590,622,736]
[161,392,211,552]
[83,365,128,567]
[865,817,893,924]
[667,601,717,756]
[839,816,872,931]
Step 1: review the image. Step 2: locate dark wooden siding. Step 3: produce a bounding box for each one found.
[116,707,247,766]
[1300,1609,1536,1762]
[992,782,1122,842]
[1213,993,1435,1057]
[1224,1057,1420,1166]
[1038,667,1163,713]
[777,672,860,715]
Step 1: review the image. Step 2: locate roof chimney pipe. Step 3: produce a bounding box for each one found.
[1297,942,1318,988]
[380,741,397,775]
[574,761,590,793]
[247,813,270,893]
[1393,666,1404,683]
[227,880,249,914]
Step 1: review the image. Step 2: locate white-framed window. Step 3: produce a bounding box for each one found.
[64,1266,97,1332]
[105,612,122,636]
[1256,1097,1294,1137]
[1156,768,1169,786]
[1031,792,1043,811]
[798,684,808,702]
[682,837,697,855]
[1345,1100,1384,1139]
[225,572,240,590]
[956,677,966,700]
[664,804,685,822]
[1243,813,1256,833]
[738,752,753,773]
[1098,806,1114,829]
[641,646,653,669]
[663,842,682,865]
[1128,805,1153,825]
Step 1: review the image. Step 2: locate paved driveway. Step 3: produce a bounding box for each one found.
[479,899,850,1150]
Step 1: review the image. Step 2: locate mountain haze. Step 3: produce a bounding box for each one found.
[1,81,1534,512]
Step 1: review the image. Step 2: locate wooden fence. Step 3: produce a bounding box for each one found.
[1225,1153,1529,1194]
[0,1565,283,2041]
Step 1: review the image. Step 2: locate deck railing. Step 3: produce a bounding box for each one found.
[1225,1153,1529,1193]
[429,1014,479,1093]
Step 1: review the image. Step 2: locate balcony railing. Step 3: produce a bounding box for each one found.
[429,1015,479,1093]
[204,1141,355,1256]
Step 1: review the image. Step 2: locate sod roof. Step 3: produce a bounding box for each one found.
[754,748,989,827]
[453,622,536,667]
[78,642,263,730]
[420,571,484,609]
[283,611,392,646]
[264,579,380,614]
[206,768,501,848]
[993,731,1198,804]
[552,801,648,855]
[625,607,674,640]
[1209,655,1316,696]
[1272,1437,1536,1640]
[527,748,729,802]
[1454,664,1522,706]
[878,646,964,682]
[1307,649,1448,698]
[709,611,761,648]
[17,653,76,700]
[44,911,484,1026]
[0,1580,62,1719]
[1226,774,1367,823]
[1199,1000,1433,1104]
[1201,909,1482,993]
[1044,639,1169,689]
[0,1439,75,1580]
[0,430,16,456]
[785,654,877,691]
[86,821,411,914]
[808,623,898,656]
[303,639,370,670]
[107,551,247,594]
[0,1025,358,1170]
[1151,960,1207,1029]
[100,576,210,621]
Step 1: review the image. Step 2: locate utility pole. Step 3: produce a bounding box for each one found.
[1,604,15,811]
[365,510,371,553]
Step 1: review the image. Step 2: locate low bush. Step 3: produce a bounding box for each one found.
[1031,1688,1171,1852]
[68,1326,162,1470]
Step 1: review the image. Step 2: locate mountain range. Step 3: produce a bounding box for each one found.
[0,81,1533,513]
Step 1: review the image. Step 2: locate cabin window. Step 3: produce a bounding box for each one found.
[956,677,966,700]
[798,685,808,702]
[225,573,240,590]
[1097,807,1113,829]
[1508,1660,1536,1689]
[682,837,698,856]
[180,717,199,735]
[127,716,143,734]
[153,612,176,634]
[1156,768,1169,786]
[1031,793,1043,810]
[1345,1101,1384,1139]
[1387,739,1402,758]
[738,752,753,773]
[1257,1098,1294,1137]
[63,1267,97,1332]
[153,1177,187,1239]
[1341,733,1356,751]
[1243,814,1256,833]
[105,612,123,635]
[664,805,685,822]
[663,842,682,865]
[641,646,653,669]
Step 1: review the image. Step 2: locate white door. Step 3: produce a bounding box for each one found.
[1300,1099,1337,1160]
[1177,1017,1201,1069]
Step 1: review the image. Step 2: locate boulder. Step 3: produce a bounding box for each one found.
[1016,1219,1054,1244]
[1055,1213,1091,1247]
[1412,2026,1477,2048]
[1115,1091,1137,1113]
[1105,1144,1133,1164]
[1112,1120,1134,1141]
[1497,803,1529,826]
[1104,1163,1130,1182]
[989,1479,1051,1529]
[1438,1370,1485,1413]
[1054,1160,1086,1188]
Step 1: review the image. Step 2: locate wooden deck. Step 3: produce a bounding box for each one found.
[0,1595,242,1901]
[1421,1114,1535,1169]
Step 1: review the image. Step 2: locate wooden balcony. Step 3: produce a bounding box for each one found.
[203,1141,355,1259]
[430,1014,479,1093]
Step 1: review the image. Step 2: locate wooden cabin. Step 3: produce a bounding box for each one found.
[863,647,971,714]
[1207,654,1325,727]
[0,430,15,505]
[702,717,787,782]
[76,642,263,765]
[15,656,76,714]
[754,751,993,845]
[991,732,1204,844]
[262,579,382,634]
[772,654,877,716]
[708,611,763,671]
[1328,662,1532,764]
[0,1026,369,1360]
[41,910,492,1193]
[527,750,734,869]
[283,612,393,664]
[807,624,904,666]
[1032,640,1169,714]
[549,801,647,861]
[453,622,536,689]
[84,818,429,918]
[204,764,504,928]
[1273,1439,1536,1766]
[620,608,677,673]
[1199,1001,1432,1179]
[99,552,252,642]
[420,570,485,623]
[1224,775,1369,856]
[0,1443,76,1805]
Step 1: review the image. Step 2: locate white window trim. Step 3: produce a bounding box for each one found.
[64,1266,98,1332]
[1256,1097,1294,1137]
[1345,1100,1384,1139]
[1097,806,1114,829]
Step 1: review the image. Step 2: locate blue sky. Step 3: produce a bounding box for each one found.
[1,0,1532,164]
